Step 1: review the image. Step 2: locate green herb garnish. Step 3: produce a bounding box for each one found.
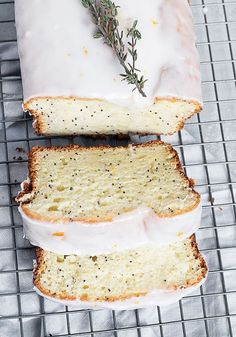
[81,0,147,97]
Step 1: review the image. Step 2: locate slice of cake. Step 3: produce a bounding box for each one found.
[34,236,207,309]
[17,141,201,255]
[15,0,202,136]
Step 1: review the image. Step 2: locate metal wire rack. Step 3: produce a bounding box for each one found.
[0,0,236,336]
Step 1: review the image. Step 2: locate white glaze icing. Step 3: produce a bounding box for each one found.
[15,0,201,108]
[19,202,201,255]
[34,271,207,310]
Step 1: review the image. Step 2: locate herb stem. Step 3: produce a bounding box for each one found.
[81,0,147,97]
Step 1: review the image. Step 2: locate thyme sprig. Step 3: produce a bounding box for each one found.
[81,0,147,97]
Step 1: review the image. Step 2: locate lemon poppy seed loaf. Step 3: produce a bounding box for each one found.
[15,0,202,136]
[17,141,201,255]
[34,236,207,309]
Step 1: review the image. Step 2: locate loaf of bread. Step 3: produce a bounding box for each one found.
[17,141,201,255]
[15,0,202,136]
[33,236,207,309]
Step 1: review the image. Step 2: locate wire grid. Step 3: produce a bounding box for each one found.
[0,0,236,336]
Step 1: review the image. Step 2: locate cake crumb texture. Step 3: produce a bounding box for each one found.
[17,141,200,222]
[34,236,207,302]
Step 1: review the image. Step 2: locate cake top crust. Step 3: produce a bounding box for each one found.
[15,0,201,108]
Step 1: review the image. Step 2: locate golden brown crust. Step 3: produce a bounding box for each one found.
[17,180,32,202]
[33,236,208,303]
[189,234,208,284]
[16,140,201,223]
[23,96,202,136]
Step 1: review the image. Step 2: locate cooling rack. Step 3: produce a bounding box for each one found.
[0,0,236,336]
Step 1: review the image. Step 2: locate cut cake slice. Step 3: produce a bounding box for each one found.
[17,141,200,222]
[16,141,201,255]
[34,236,207,309]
